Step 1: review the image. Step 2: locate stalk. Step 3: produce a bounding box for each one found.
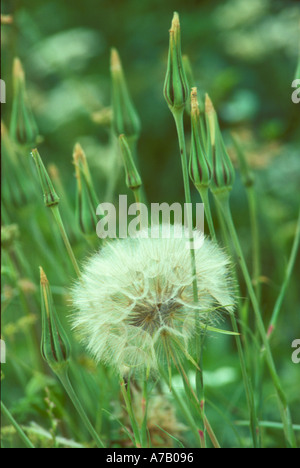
[212,193,260,447]
[215,191,296,447]
[119,378,142,448]
[159,366,203,447]
[1,401,35,448]
[56,368,105,448]
[173,109,198,303]
[50,205,81,278]
[267,208,300,338]
[196,187,216,242]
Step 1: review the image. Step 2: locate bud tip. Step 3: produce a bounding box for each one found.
[110,47,122,72]
[13,57,25,82]
[205,93,214,114]
[39,266,48,286]
[73,142,86,164]
[171,11,180,31]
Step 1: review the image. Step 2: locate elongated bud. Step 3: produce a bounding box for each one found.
[110,48,141,140]
[205,94,235,193]
[73,143,98,235]
[10,58,39,147]
[31,148,60,207]
[119,134,142,190]
[40,267,70,372]
[163,12,189,112]
[189,88,211,189]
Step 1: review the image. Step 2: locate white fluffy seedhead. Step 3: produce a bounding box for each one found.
[71,225,235,377]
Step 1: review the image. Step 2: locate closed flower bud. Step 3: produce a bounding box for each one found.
[189,88,211,189]
[119,134,142,190]
[40,267,70,372]
[163,12,189,112]
[9,57,39,147]
[73,143,98,236]
[110,48,141,141]
[205,94,235,193]
[31,148,60,207]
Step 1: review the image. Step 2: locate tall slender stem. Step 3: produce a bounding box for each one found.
[119,378,141,448]
[57,368,105,448]
[197,187,217,242]
[159,365,203,447]
[50,205,81,278]
[247,186,261,302]
[212,193,260,447]
[172,109,208,443]
[1,401,35,448]
[216,191,296,448]
[267,208,300,337]
[172,110,198,301]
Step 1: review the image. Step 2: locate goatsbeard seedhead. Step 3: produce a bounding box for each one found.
[71,224,235,378]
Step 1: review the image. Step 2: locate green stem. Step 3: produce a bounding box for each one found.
[267,208,300,337]
[132,186,143,206]
[57,368,105,448]
[119,377,141,447]
[213,194,260,446]
[172,110,198,303]
[50,205,81,278]
[169,348,220,448]
[228,310,260,447]
[1,401,35,448]
[140,380,150,448]
[172,109,208,444]
[236,420,300,431]
[215,191,296,448]
[159,366,203,447]
[197,187,217,242]
[247,186,261,302]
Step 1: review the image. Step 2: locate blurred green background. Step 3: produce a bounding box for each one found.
[1,0,300,448]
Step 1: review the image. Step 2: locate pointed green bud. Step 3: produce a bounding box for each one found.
[31,148,60,207]
[163,12,189,112]
[73,143,98,235]
[189,88,211,189]
[119,134,142,190]
[40,267,70,373]
[110,48,141,141]
[9,58,40,147]
[205,94,235,193]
